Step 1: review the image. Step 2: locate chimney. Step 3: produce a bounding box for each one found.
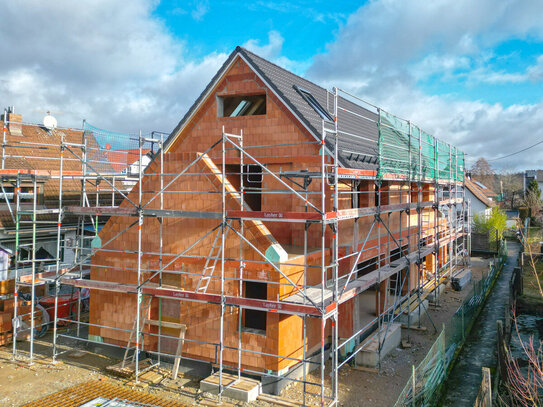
[2,106,22,135]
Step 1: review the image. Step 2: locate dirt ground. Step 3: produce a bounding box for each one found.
[0,257,491,407]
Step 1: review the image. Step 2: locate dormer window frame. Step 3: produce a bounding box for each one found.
[293,85,334,123]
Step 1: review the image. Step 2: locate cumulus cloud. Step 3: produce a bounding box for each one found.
[0,0,224,133]
[191,0,209,21]
[307,0,543,170]
[243,31,312,75]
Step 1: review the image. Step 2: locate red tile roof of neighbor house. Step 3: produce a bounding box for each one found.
[465,177,495,208]
[0,117,114,229]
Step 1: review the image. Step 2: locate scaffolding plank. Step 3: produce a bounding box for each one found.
[65,206,222,219]
[227,210,323,221]
[20,267,90,283]
[65,206,138,216]
[60,279,326,316]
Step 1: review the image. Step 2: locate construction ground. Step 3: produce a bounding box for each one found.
[0,254,490,407]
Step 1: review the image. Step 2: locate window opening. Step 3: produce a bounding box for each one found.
[243,281,267,333]
[218,94,266,117]
[225,164,262,211]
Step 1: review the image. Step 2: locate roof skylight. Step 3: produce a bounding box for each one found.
[294,85,334,122]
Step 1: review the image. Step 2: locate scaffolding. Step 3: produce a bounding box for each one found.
[5,87,470,407]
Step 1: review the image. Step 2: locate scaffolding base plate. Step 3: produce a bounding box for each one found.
[200,372,261,402]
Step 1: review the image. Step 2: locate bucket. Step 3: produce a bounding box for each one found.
[39,293,78,324]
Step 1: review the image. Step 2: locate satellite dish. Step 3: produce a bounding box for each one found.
[43,113,57,130]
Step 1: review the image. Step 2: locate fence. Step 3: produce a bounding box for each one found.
[473,367,493,407]
[394,239,508,406]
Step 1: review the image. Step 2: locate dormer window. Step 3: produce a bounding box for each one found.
[217,94,266,117]
[293,85,334,122]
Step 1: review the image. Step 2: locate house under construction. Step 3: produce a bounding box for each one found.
[7,47,470,406]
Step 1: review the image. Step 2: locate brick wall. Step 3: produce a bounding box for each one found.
[89,56,453,374]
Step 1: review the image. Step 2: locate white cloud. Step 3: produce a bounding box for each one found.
[243,31,311,75]
[0,0,226,133]
[527,55,543,81]
[307,0,543,171]
[243,31,284,60]
[191,0,209,21]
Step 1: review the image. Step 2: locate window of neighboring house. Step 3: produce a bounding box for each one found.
[217,94,266,117]
[242,281,267,333]
[293,85,334,122]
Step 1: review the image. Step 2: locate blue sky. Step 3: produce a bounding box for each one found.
[153,1,358,63]
[2,0,543,170]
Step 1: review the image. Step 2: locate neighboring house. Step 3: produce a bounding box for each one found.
[86,45,467,383]
[465,176,494,220]
[473,180,498,202]
[0,109,139,278]
[524,169,543,195]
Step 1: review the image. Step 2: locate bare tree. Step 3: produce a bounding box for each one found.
[523,188,542,225]
[471,157,496,190]
[500,170,524,210]
[499,229,543,406]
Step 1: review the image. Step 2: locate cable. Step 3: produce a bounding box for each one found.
[487,138,543,161]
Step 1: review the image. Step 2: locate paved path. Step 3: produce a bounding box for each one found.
[439,242,520,406]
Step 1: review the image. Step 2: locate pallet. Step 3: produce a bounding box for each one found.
[105,358,154,378]
[126,367,168,388]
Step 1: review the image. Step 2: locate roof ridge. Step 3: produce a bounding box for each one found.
[237,46,329,94]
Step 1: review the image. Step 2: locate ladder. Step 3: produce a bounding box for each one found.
[121,295,153,368]
[195,222,230,293]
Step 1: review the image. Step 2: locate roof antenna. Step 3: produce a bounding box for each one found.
[43,111,58,130]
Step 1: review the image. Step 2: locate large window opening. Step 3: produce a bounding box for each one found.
[218,94,266,117]
[243,281,267,334]
[225,164,262,211]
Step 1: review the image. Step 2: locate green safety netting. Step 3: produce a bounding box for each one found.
[378,111,464,182]
[82,121,157,175]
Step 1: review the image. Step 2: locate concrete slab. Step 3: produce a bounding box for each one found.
[200,372,261,402]
[355,323,401,367]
